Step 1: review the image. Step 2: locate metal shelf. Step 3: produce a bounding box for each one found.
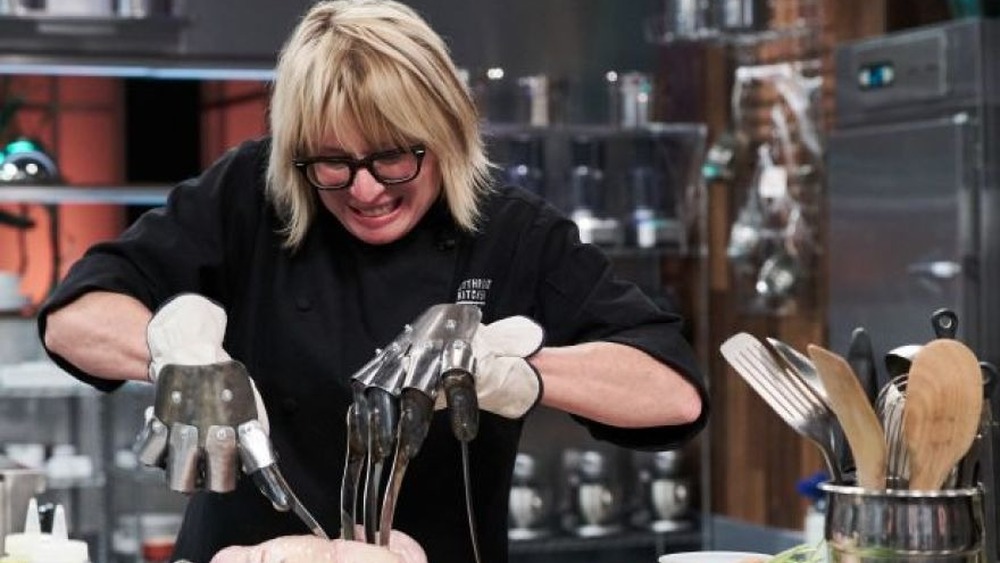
[48,473,107,490]
[110,465,167,485]
[0,360,102,398]
[485,122,708,140]
[0,53,276,81]
[0,384,99,399]
[0,184,170,205]
[0,14,276,81]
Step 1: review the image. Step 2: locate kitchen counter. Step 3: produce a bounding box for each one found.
[706,514,804,555]
[508,514,803,562]
[510,527,701,563]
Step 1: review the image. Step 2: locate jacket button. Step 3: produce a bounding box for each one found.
[295,296,311,311]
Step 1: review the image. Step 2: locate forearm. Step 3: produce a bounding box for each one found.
[43,291,152,382]
[530,341,702,428]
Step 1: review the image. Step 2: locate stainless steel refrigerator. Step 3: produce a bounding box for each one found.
[828,18,1000,367]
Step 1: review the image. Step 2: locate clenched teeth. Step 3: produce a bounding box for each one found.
[354,201,397,217]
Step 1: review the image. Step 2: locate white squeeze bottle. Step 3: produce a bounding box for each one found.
[31,505,89,563]
[3,500,89,563]
[2,497,45,562]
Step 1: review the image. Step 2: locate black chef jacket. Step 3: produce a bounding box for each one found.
[38,137,709,563]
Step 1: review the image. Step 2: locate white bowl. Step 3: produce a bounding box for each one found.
[659,552,771,563]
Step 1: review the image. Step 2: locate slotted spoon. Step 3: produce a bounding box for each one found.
[721,333,842,483]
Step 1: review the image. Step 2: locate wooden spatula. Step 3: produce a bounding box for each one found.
[903,338,983,490]
[808,344,887,490]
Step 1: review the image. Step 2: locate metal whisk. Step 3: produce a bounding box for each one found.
[876,374,909,487]
[877,374,966,489]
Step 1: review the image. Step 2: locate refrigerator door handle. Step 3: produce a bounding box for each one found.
[907,260,963,280]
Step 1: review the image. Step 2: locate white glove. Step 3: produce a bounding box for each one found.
[145,293,268,431]
[147,293,231,381]
[470,316,545,419]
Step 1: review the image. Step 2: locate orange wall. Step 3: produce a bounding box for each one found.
[200,80,269,166]
[1,76,268,307]
[1,76,126,306]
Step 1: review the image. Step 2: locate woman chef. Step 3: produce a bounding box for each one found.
[39,1,709,561]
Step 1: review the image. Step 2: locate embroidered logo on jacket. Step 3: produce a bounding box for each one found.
[456,278,492,306]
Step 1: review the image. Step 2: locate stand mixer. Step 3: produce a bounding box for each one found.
[508,452,553,540]
[564,449,622,537]
[637,450,692,532]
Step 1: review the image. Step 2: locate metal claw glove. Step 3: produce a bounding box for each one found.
[145,293,269,430]
[136,293,271,492]
[135,361,260,493]
[470,316,545,419]
[136,294,328,537]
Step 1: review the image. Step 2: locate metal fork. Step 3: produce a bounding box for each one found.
[721,332,843,483]
[766,337,830,405]
[767,337,856,476]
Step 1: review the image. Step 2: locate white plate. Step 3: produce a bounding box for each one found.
[659,552,771,563]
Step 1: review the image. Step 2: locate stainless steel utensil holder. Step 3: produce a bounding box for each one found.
[820,482,985,562]
[979,394,999,563]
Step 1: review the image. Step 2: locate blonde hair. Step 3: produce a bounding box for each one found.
[266,0,492,250]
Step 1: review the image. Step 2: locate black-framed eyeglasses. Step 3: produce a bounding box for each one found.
[292,145,427,191]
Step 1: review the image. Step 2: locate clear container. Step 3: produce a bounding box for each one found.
[112,513,181,562]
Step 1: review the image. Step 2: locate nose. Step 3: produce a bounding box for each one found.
[348,168,386,202]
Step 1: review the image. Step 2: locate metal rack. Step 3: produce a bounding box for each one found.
[0,12,277,81]
[0,185,170,205]
[0,360,192,563]
[485,122,707,255]
[0,186,177,562]
[0,360,110,562]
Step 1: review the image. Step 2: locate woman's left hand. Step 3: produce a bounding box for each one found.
[209,531,427,563]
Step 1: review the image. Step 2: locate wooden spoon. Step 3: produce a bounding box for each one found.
[808,344,886,490]
[903,338,983,490]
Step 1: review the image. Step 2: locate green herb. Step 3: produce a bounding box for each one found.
[767,541,825,562]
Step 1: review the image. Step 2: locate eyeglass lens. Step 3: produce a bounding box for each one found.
[306,148,421,189]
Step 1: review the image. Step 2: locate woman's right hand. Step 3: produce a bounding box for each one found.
[208,530,427,563]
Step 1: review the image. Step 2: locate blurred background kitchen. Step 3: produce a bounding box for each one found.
[0,0,996,561]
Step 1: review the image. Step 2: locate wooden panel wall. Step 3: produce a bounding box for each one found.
[700,0,958,530]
